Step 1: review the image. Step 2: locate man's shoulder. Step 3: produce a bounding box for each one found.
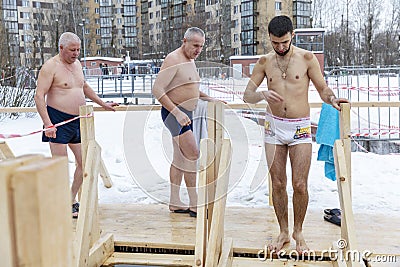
[294,46,314,57]
[42,56,59,69]
[163,50,190,68]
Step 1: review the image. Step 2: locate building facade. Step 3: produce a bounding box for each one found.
[1,0,312,67]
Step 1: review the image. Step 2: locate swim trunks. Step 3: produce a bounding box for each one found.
[264,112,312,146]
[161,106,193,137]
[42,106,81,144]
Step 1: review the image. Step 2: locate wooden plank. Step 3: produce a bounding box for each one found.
[99,158,112,188]
[0,155,44,267]
[88,233,114,267]
[268,172,273,206]
[79,105,102,251]
[102,252,194,266]
[98,204,400,256]
[195,139,210,267]
[333,141,361,267]
[218,238,233,267]
[0,141,15,160]
[206,139,232,267]
[207,102,216,232]
[11,157,73,267]
[74,140,101,267]
[331,241,348,267]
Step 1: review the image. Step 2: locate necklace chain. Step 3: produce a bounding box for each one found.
[275,49,293,79]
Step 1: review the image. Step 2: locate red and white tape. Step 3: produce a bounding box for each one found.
[0,113,93,139]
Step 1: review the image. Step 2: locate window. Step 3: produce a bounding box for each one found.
[275,1,282,11]
[234,5,239,14]
[21,12,30,19]
[95,8,99,14]
[22,0,29,7]
[234,33,239,42]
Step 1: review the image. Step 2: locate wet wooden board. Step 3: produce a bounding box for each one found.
[97,204,400,260]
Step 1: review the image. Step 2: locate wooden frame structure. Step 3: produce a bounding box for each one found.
[1,102,399,266]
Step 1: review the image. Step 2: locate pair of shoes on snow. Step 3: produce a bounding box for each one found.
[323,208,341,226]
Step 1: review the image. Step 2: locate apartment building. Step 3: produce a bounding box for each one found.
[1,0,312,67]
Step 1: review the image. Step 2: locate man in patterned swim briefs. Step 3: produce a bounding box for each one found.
[244,16,349,254]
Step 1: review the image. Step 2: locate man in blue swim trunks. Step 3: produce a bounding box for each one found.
[244,16,349,253]
[34,32,118,218]
[152,27,220,217]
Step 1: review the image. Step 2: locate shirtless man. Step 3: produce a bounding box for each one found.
[34,32,118,218]
[243,16,349,253]
[152,27,218,217]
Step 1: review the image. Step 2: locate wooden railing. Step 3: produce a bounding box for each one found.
[0,102,395,266]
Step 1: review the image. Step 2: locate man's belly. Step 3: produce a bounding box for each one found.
[167,87,200,111]
[47,89,86,115]
[268,101,310,119]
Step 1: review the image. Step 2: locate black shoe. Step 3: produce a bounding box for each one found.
[72,202,80,219]
[189,210,197,218]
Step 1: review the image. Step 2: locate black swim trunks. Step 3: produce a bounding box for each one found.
[42,106,81,144]
[161,106,193,137]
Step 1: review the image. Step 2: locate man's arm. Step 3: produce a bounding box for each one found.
[83,81,118,111]
[243,59,267,104]
[199,91,226,103]
[34,62,57,137]
[308,54,349,110]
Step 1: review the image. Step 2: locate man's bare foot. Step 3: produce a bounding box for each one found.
[268,232,290,253]
[169,202,188,212]
[292,231,309,254]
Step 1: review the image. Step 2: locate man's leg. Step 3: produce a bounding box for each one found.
[173,130,199,212]
[49,142,80,218]
[169,139,186,211]
[68,143,83,204]
[288,143,312,253]
[265,143,290,252]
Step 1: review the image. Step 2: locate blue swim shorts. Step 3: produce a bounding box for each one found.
[42,106,81,144]
[161,106,193,137]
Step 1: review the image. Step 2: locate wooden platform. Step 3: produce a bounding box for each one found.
[97,204,400,266]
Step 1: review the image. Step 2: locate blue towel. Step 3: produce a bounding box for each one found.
[316,103,340,181]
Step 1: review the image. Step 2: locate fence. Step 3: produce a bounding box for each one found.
[325,67,400,141]
[2,64,400,142]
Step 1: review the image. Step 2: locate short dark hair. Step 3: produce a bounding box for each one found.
[268,15,293,37]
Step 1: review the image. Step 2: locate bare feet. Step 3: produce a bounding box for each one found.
[268,232,290,253]
[292,231,309,254]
